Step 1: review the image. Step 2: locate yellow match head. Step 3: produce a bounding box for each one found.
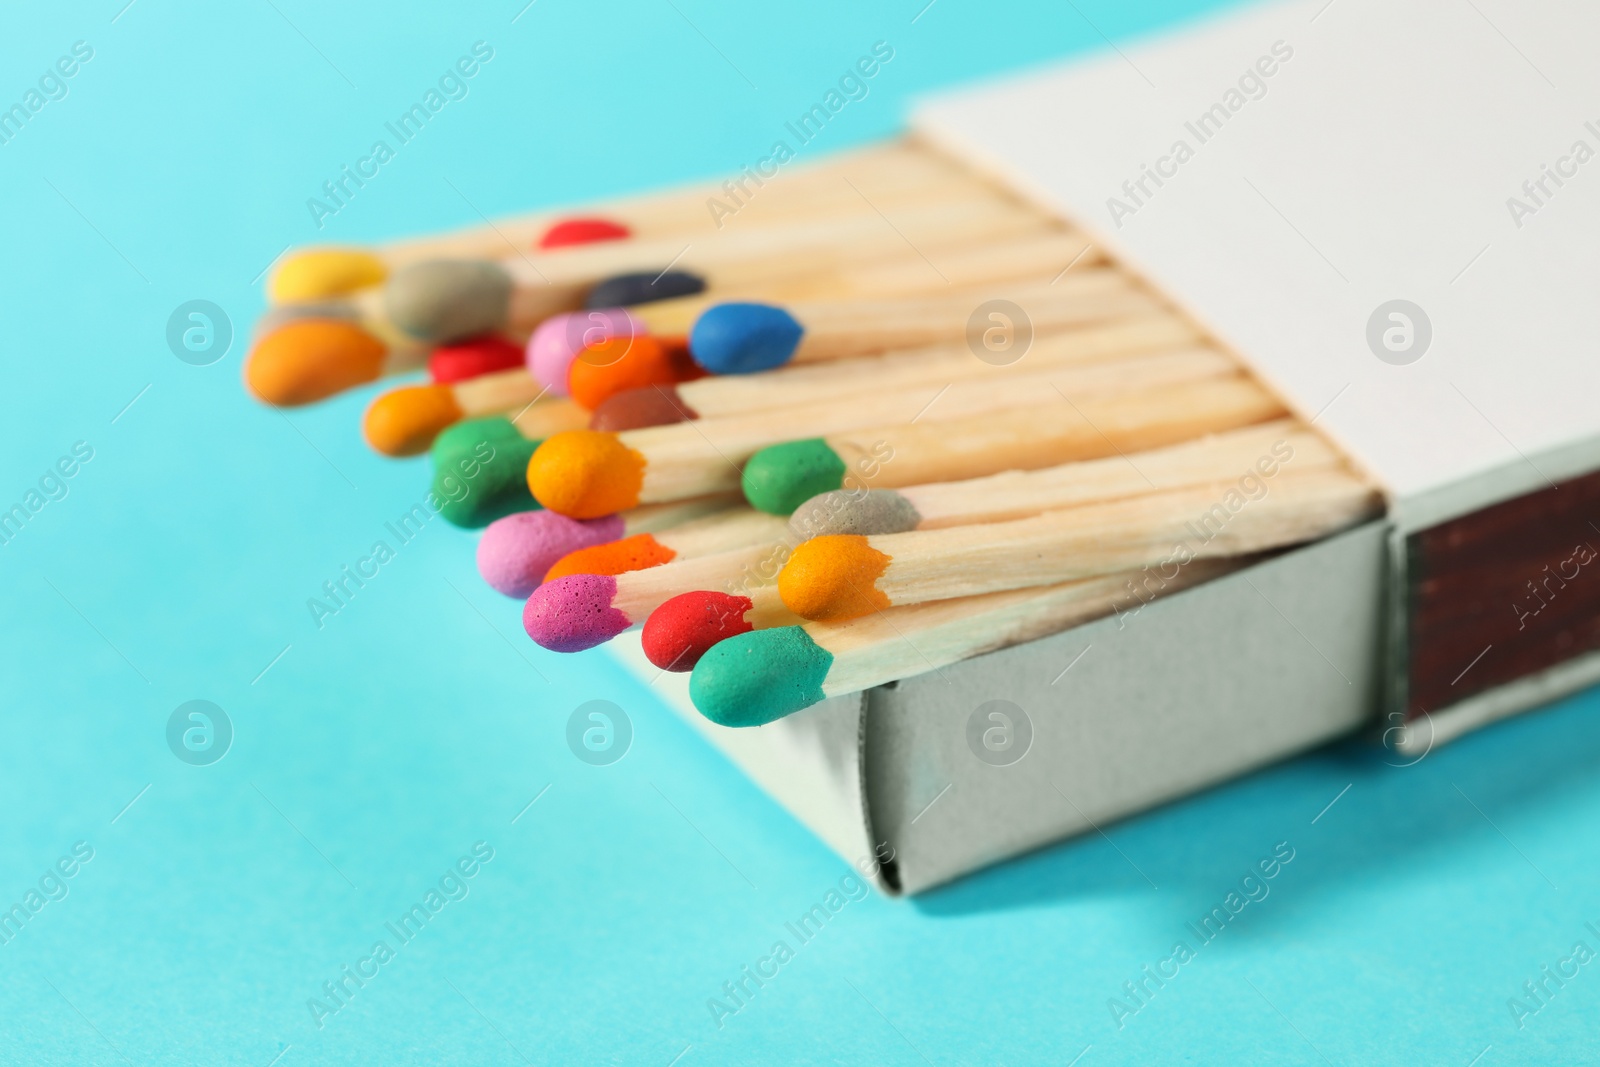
[268,249,388,302]
[777,535,892,622]
[244,319,388,406]
[362,384,465,457]
[526,430,647,519]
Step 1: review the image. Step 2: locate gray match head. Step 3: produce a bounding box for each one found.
[788,489,922,539]
[384,259,513,343]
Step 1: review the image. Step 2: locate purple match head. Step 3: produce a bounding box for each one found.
[527,308,642,394]
[477,510,625,598]
[523,573,633,652]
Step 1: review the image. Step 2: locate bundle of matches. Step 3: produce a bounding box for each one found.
[516,423,1377,705]
[245,138,1069,410]
[248,137,1381,727]
[266,142,976,301]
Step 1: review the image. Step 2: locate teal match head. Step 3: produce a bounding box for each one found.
[740,438,846,516]
[688,626,834,727]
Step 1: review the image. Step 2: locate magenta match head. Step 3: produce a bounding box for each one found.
[522,573,633,652]
[477,511,624,598]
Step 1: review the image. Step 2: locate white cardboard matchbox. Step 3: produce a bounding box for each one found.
[611,0,1600,894]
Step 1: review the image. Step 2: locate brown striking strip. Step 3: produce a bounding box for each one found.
[1407,467,1600,717]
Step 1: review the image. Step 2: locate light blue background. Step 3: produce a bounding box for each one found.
[1,1,1594,1063]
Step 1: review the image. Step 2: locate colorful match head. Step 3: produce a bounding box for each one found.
[363,383,465,456]
[688,626,834,727]
[788,489,921,540]
[430,414,523,462]
[385,259,514,343]
[522,573,633,652]
[740,438,847,515]
[543,533,677,583]
[431,425,543,529]
[526,430,646,518]
[567,336,703,411]
[588,385,697,432]
[642,590,757,672]
[268,249,388,302]
[538,216,631,249]
[777,535,891,622]
[526,308,643,394]
[429,335,526,383]
[245,318,388,406]
[477,510,624,597]
[689,302,805,374]
[584,270,707,310]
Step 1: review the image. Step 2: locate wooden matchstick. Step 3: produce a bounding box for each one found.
[776,469,1380,622]
[527,350,1247,517]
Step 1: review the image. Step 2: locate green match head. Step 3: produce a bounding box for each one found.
[432,429,542,528]
[741,438,846,516]
[430,416,523,467]
[689,626,834,727]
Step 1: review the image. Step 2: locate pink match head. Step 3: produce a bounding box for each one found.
[522,573,633,652]
[527,308,643,395]
[476,510,625,598]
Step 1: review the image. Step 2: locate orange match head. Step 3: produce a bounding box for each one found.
[543,532,677,582]
[777,535,892,622]
[362,383,464,457]
[567,335,703,411]
[244,319,388,406]
[526,430,647,519]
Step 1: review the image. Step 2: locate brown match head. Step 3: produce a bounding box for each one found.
[587,385,698,431]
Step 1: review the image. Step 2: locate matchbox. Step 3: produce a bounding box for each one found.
[613,521,1385,895]
[610,0,1600,892]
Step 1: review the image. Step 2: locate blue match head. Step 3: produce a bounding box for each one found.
[689,302,805,374]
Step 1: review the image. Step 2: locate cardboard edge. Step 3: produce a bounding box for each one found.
[864,520,1387,894]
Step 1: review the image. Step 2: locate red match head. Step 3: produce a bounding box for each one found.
[641,590,755,672]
